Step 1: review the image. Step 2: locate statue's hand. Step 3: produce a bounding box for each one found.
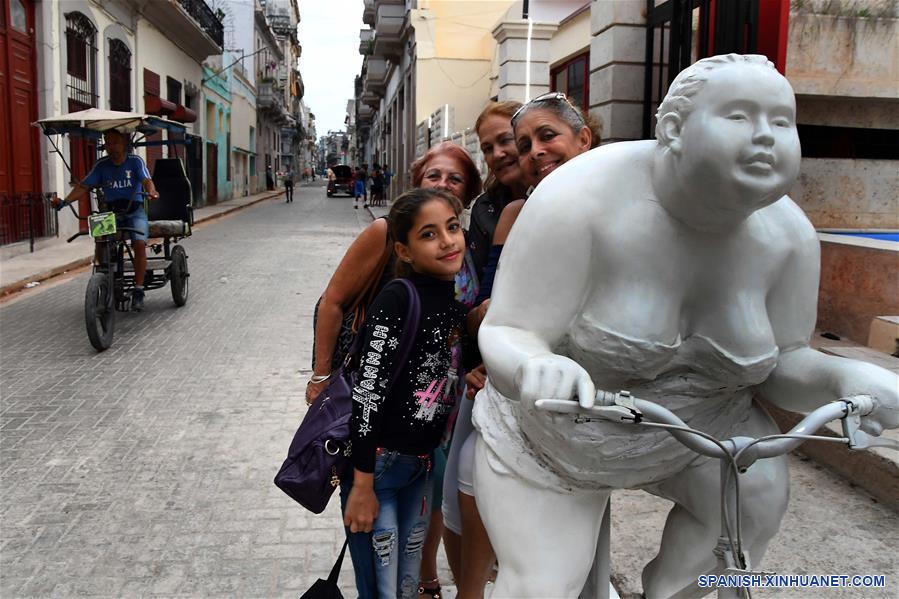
[515,354,595,411]
[859,378,899,436]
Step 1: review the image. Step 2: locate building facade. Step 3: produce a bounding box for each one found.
[0,0,223,254]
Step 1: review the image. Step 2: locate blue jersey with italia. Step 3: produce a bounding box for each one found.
[82,154,151,206]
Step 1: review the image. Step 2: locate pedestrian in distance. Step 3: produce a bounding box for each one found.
[52,127,159,311]
[361,163,370,205]
[266,165,275,191]
[383,164,394,202]
[341,188,470,599]
[353,167,366,209]
[370,163,385,207]
[283,169,294,203]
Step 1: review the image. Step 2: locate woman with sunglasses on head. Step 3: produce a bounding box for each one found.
[441,95,601,599]
[473,92,601,306]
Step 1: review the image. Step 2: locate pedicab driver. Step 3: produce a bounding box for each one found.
[55,128,159,311]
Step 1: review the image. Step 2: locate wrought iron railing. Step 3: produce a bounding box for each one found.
[178,0,224,48]
[0,193,59,251]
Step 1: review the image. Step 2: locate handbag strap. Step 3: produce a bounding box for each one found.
[327,539,349,585]
[343,278,421,386]
[387,278,421,389]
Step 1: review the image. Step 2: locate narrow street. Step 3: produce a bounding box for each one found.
[0,182,381,596]
[1,182,896,597]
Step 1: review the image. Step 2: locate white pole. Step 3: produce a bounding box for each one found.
[525,18,533,102]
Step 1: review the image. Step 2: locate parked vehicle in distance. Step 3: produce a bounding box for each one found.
[326,164,353,197]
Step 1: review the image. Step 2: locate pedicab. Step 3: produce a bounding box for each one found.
[35,109,193,351]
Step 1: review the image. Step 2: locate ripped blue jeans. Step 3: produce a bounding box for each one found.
[340,451,432,599]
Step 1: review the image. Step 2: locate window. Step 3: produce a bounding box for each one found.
[798,125,899,160]
[65,12,98,109]
[550,52,589,112]
[166,76,182,105]
[108,39,131,111]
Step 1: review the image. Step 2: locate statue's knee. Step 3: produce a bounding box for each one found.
[741,470,789,538]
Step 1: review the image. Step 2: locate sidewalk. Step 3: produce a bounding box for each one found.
[0,189,284,296]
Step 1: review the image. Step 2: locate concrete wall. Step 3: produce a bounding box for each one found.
[135,22,203,115]
[549,6,590,65]
[792,158,899,229]
[816,237,899,344]
[415,58,494,135]
[786,13,899,99]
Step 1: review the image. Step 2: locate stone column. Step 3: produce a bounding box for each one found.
[492,20,559,103]
[589,0,647,142]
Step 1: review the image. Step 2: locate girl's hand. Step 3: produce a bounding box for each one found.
[515,354,595,411]
[344,483,379,533]
[465,364,487,399]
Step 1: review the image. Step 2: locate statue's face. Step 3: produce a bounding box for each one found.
[677,64,801,210]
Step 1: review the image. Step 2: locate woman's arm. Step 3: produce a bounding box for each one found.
[758,202,898,433]
[307,219,390,401]
[474,200,525,305]
[478,183,595,407]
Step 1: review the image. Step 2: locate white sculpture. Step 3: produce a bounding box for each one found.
[472,54,899,598]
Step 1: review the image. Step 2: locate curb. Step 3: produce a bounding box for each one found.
[0,192,281,298]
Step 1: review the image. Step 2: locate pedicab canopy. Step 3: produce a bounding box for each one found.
[33,108,186,137]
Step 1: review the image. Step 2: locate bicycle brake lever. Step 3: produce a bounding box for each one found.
[842,410,899,451]
[848,429,899,452]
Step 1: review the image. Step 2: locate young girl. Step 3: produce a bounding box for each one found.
[341,188,468,599]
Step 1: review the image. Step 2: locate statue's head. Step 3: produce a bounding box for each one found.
[655,54,801,211]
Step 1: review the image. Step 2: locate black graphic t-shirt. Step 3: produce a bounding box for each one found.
[350,272,467,473]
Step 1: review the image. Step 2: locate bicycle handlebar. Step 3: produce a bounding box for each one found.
[535,391,895,470]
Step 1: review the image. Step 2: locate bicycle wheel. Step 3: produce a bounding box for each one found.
[84,272,115,351]
[169,244,189,307]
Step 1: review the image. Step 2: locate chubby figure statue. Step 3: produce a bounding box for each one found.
[472,54,899,598]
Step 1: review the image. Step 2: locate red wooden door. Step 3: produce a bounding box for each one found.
[0,0,40,197]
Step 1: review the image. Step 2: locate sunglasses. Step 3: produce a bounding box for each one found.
[511,92,586,125]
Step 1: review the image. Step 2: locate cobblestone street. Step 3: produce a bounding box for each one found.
[0,183,388,596]
[1,183,897,598]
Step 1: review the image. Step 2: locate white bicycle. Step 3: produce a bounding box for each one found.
[537,391,898,599]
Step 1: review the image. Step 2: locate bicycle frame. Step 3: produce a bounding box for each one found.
[539,392,897,599]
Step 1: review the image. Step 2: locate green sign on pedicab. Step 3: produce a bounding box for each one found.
[88,212,117,238]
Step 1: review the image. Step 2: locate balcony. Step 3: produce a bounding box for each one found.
[363,0,375,26]
[268,13,294,36]
[373,3,405,57]
[258,80,289,123]
[128,0,223,62]
[358,103,374,126]
[361,84,380,109]
[363,56,388,94]
[359,28,374,55]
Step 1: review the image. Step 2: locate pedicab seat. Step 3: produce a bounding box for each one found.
[147,158,193,239]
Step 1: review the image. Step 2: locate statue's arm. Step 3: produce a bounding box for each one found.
[478,192,593,402]
[758,205,898,432]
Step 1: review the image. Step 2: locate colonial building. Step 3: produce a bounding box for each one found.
[0,0,223,254]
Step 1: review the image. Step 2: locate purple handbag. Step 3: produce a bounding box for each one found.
[274,279,421,513]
